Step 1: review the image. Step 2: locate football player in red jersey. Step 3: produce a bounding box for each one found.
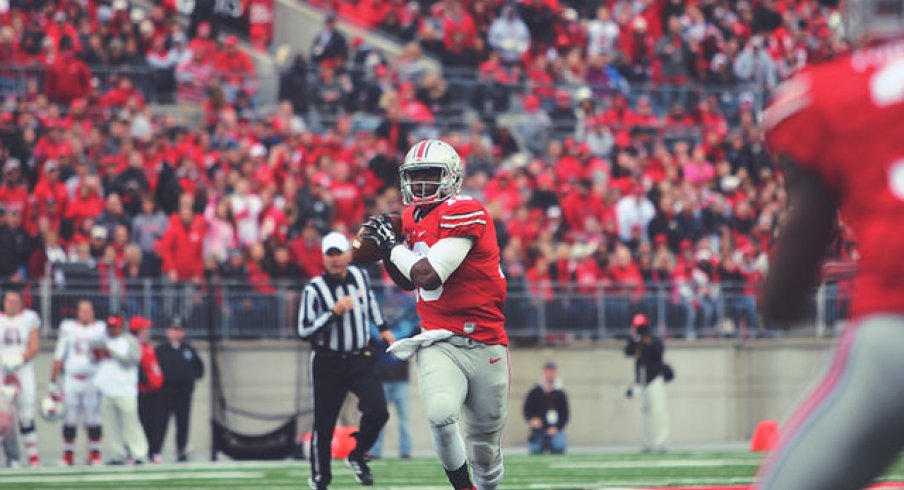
[363,139,507,490]
[755,3,904,489]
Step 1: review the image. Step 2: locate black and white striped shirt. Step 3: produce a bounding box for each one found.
[297,265,385,352]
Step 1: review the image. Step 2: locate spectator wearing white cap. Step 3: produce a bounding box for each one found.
[92,314,147,464]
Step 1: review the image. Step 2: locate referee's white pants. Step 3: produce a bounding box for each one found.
[102,395,147,462]
[638,376,669,450]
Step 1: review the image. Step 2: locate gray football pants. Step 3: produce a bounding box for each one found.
[756,315,904,490]
[416,337,509,490]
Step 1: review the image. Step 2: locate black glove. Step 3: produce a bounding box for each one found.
[361,214,400,257]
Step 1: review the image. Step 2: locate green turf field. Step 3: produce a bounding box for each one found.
[2,451,904,490]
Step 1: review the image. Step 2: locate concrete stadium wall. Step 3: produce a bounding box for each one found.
[24,339,833,462]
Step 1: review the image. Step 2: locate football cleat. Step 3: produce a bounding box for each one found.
[345,453,374,486]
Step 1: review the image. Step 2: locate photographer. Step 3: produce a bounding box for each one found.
[624,314,670,453]
[523,361,569,455]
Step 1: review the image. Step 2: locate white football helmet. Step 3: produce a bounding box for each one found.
[40,394,64,422]
[844,0,904,44]
[399,139,463,206]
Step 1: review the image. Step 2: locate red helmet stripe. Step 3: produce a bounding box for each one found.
[415,140,429,159]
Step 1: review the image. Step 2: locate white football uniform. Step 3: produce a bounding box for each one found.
[54,320,106,426]
[0,310,41,424]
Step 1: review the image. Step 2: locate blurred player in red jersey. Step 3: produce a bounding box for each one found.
[362,139,507,490]
[755,3,904,489]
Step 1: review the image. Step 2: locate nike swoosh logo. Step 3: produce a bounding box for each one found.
[489,357,502,364]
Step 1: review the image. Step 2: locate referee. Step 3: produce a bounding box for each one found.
[298,232,394,490]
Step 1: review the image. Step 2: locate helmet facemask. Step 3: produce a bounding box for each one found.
[400,163,458,206]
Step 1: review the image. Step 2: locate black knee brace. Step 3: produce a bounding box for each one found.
[19,421,35,435]
[63,425,77,441]
[88,425,102,441]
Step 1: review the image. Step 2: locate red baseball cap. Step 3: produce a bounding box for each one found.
[632,313,649,329]
[129,315,152,332]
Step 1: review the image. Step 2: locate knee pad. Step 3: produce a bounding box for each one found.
[88,425,102,441]
[63,425,77,441]
[19,420,35,435]
[424,394,459,428]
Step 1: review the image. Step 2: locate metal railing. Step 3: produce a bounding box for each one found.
[6,276,850,342]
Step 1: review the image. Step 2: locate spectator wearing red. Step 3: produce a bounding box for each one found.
[176,48,214,103]
[0,26,28,64]
[259,188,289,244]
[328,161,364,230]
[442,0,478,52]
[609,244,644,299]
[0,158,30,216]
[65,174,103,226]
[289,223,323,278]
[31,159,68,230]
[45,47,91,105]
[599,93,637,131]
[631,96,661,130]
[560,179,608,235]
[214,35,257,94]
[131,314,163,463]
[100,77,146,109]
[188,22,217,62]
[245,243,275,294]
[484,170,522,219]
[45,11,82,54]
[157,193,207,283]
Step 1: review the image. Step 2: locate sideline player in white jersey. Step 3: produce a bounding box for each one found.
[49,300,106,466]
[0,290,42,467]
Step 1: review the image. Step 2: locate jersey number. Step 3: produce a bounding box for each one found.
[412,242,444,301]
[870,57,904,107]
[3,328,20,346]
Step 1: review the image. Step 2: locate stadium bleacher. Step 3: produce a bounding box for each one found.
[0,0,856,339]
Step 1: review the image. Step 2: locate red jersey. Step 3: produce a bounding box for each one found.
[400,196,507,344]
[138,341,163,393]
[763,40,904,318]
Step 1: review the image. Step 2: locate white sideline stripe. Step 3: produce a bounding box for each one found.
[439,219,486,228]
[527,478,755,488]
[0,470,263,483]
[441,211,485,220]
[551,458,759,469]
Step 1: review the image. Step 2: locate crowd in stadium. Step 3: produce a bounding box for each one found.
[0,0,857,336]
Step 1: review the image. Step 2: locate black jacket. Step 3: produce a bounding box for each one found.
[156,341,204,389]
[625,335,666,384]
[523,384,569,430]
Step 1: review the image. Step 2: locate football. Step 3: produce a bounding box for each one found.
[351,214,403,263]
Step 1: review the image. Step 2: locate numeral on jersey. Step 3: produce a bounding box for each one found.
[412,241,444,302]
[888,159,904,201]
[870,57,904,107]
[3,328,20,346]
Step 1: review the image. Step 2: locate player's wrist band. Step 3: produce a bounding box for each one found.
[390,244,419,281]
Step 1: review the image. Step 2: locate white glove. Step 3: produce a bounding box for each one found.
[0,349,24,374]
[386,329,455,361]
[47,381,62,399]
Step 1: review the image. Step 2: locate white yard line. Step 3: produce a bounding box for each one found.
[551,459,760,469]
[0,470,263,484]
